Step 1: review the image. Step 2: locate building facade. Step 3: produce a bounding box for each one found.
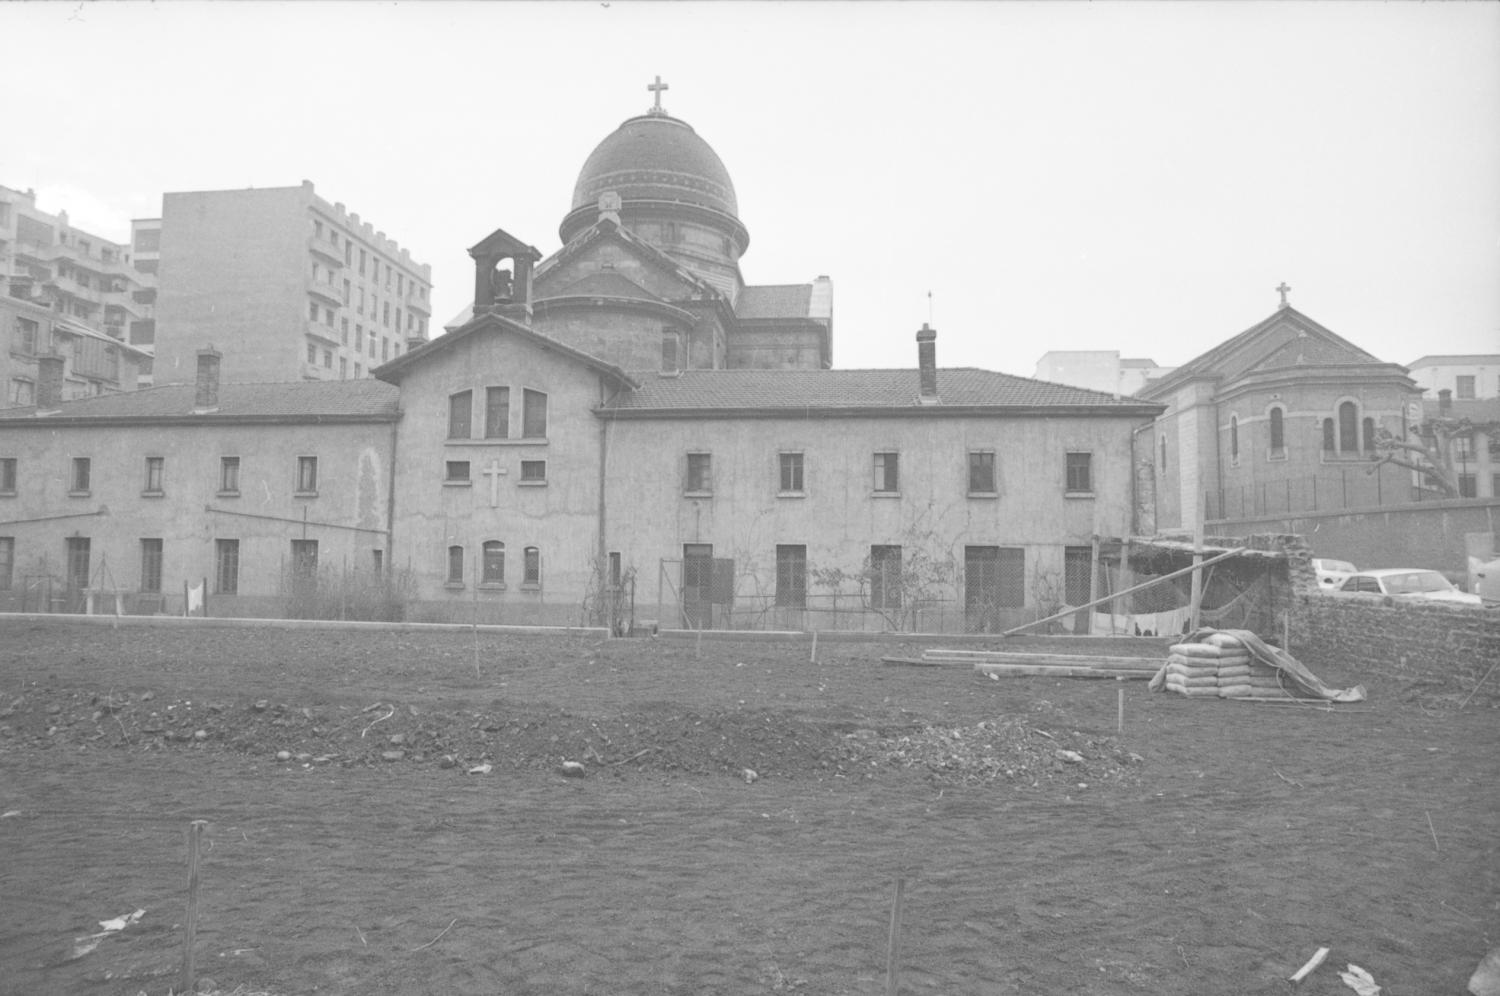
[146,181,433,386]
[1,184,153,407]
[1033,351,1172,399]
[1139,298,1420,531]
[0,88,1164,632]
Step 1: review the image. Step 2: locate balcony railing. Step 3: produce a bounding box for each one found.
[308,277,342,306]
[309,236,345,267]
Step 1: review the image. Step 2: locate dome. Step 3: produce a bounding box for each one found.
[569,113,739,220]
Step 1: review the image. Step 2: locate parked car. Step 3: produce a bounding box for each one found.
[1312,558,1357,589]
[1336,569,1483,605]
[1472,556,1500,606]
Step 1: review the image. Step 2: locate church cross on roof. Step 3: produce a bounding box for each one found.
[1276,281,1292,309]
[647,75,669,115]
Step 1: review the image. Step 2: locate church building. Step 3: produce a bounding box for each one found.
[1,83,1163,633]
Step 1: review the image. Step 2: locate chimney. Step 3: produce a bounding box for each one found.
[917,323,938,402]
[36,352,66,411]
[1438,388,1452,416]
[195,346,222,411]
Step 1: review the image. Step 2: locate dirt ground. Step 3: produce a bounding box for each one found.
[0,620,1496,996]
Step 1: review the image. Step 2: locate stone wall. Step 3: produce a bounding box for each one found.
[1290,591,1500,703]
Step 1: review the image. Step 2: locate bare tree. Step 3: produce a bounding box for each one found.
[1368,418,1497,498]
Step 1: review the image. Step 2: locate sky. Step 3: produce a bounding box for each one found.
[4,1,1497,377]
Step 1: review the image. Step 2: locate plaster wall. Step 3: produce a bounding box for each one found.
[0,419,393,613]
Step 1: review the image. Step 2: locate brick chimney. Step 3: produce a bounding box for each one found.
[195,346,221,411]
[36,352,66,411]
[917,323,938,402]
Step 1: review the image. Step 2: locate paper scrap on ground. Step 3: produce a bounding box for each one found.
[1339,963,1381,996]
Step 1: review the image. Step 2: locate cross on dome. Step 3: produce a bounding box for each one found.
[647,75,669,115]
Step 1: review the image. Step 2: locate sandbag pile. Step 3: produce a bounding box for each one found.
[1160,631,1298,699]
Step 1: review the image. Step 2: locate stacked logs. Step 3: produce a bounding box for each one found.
[1161,631,1298,699]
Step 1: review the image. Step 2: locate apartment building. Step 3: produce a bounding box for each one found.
[146,181,433,386]
[0,184,154,407]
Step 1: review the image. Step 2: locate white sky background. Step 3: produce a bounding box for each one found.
[4,1,1497,376]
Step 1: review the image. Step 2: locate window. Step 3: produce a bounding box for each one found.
[1362,417,1377,453]
[215,539,239,595]
[522,389,547,438]
[0,457,15,494]
[323,348,332,368]
[341,318,349,343]
[661,331,680,373]
[482,541,505,584]
[447,545,465,585]
[968,450,996,493]
[340,357,347,378]
[870,545,902,610]
[139,538,163,594]
[71,457,91,494]
[1065,452,1092,493]
[308,301,318,322]
[307,343,317,364]
[520,460,546,483]
[66,536,91,592]
[10,379,33,407]
[143,456,164,494]
[359,248,367,276]
[291,539,319,579]
[1457,375,1476,400]
[448,390,473,439]
[485,387,510,438]
[296,456,318,494]
[523,546,541,586]
[0,536,12,590]
[1322,417,1336,452]
[372,549,384,574]
[1229,416,1239,462]
[1338,401,1358,453]
[1458,474,1477,499]
[779,452,804,493]
[686,452,712,493]
[445,460,471,483]
[219,456,240,494]
[343,279,351,306]
[355,326,364,349]
[873,452,899,493]
[13,316,38,354]
[775,545,807,609]
[1269,407,1285,457]
[1064,546,1092,607]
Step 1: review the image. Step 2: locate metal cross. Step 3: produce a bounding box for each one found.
[1276,282,1292,308]
[648,75,669,112]
[483,459,507,508]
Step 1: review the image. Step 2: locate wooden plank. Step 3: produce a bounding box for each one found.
[926,649,1160,667]
[973,663,1158,679]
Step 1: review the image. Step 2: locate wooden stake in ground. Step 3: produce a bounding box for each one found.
[181,819,208,995]
[886,876,906,996]
[810,629,818,664]
[1117,681,1125,733]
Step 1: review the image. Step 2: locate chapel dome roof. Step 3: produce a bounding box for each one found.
[569,113,739,220]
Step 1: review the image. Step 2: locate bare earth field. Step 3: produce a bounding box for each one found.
[0,620,1496,996]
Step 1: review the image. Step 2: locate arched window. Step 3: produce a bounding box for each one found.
[1230,416,1239,461]
[482,541,505,584]
[1269,407,1285,455]
[446,545,464,584]
[1362,417,1376,452]
[1322,418,1335,451]
[1338,401,1358,453]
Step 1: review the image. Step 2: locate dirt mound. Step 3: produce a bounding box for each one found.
[0,682,1140,788]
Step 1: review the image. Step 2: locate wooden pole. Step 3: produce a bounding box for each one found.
[1117,680,1125,732]
[1118,537,1134,631]
[885,876,906,996]
[1188,522,1205,631]
[181,819,208,994]
[810,629,818,664]
[1003,547,1246,636]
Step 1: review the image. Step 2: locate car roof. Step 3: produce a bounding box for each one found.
[1356,568,1441,577]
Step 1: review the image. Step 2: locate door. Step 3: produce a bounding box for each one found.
[65,537,91,613]
[681,544,713,629]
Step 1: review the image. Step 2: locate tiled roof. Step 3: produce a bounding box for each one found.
[1408,354,1500,368]
[604,368,1162,415]
[0,379,401,424]
[737,284,813,320]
